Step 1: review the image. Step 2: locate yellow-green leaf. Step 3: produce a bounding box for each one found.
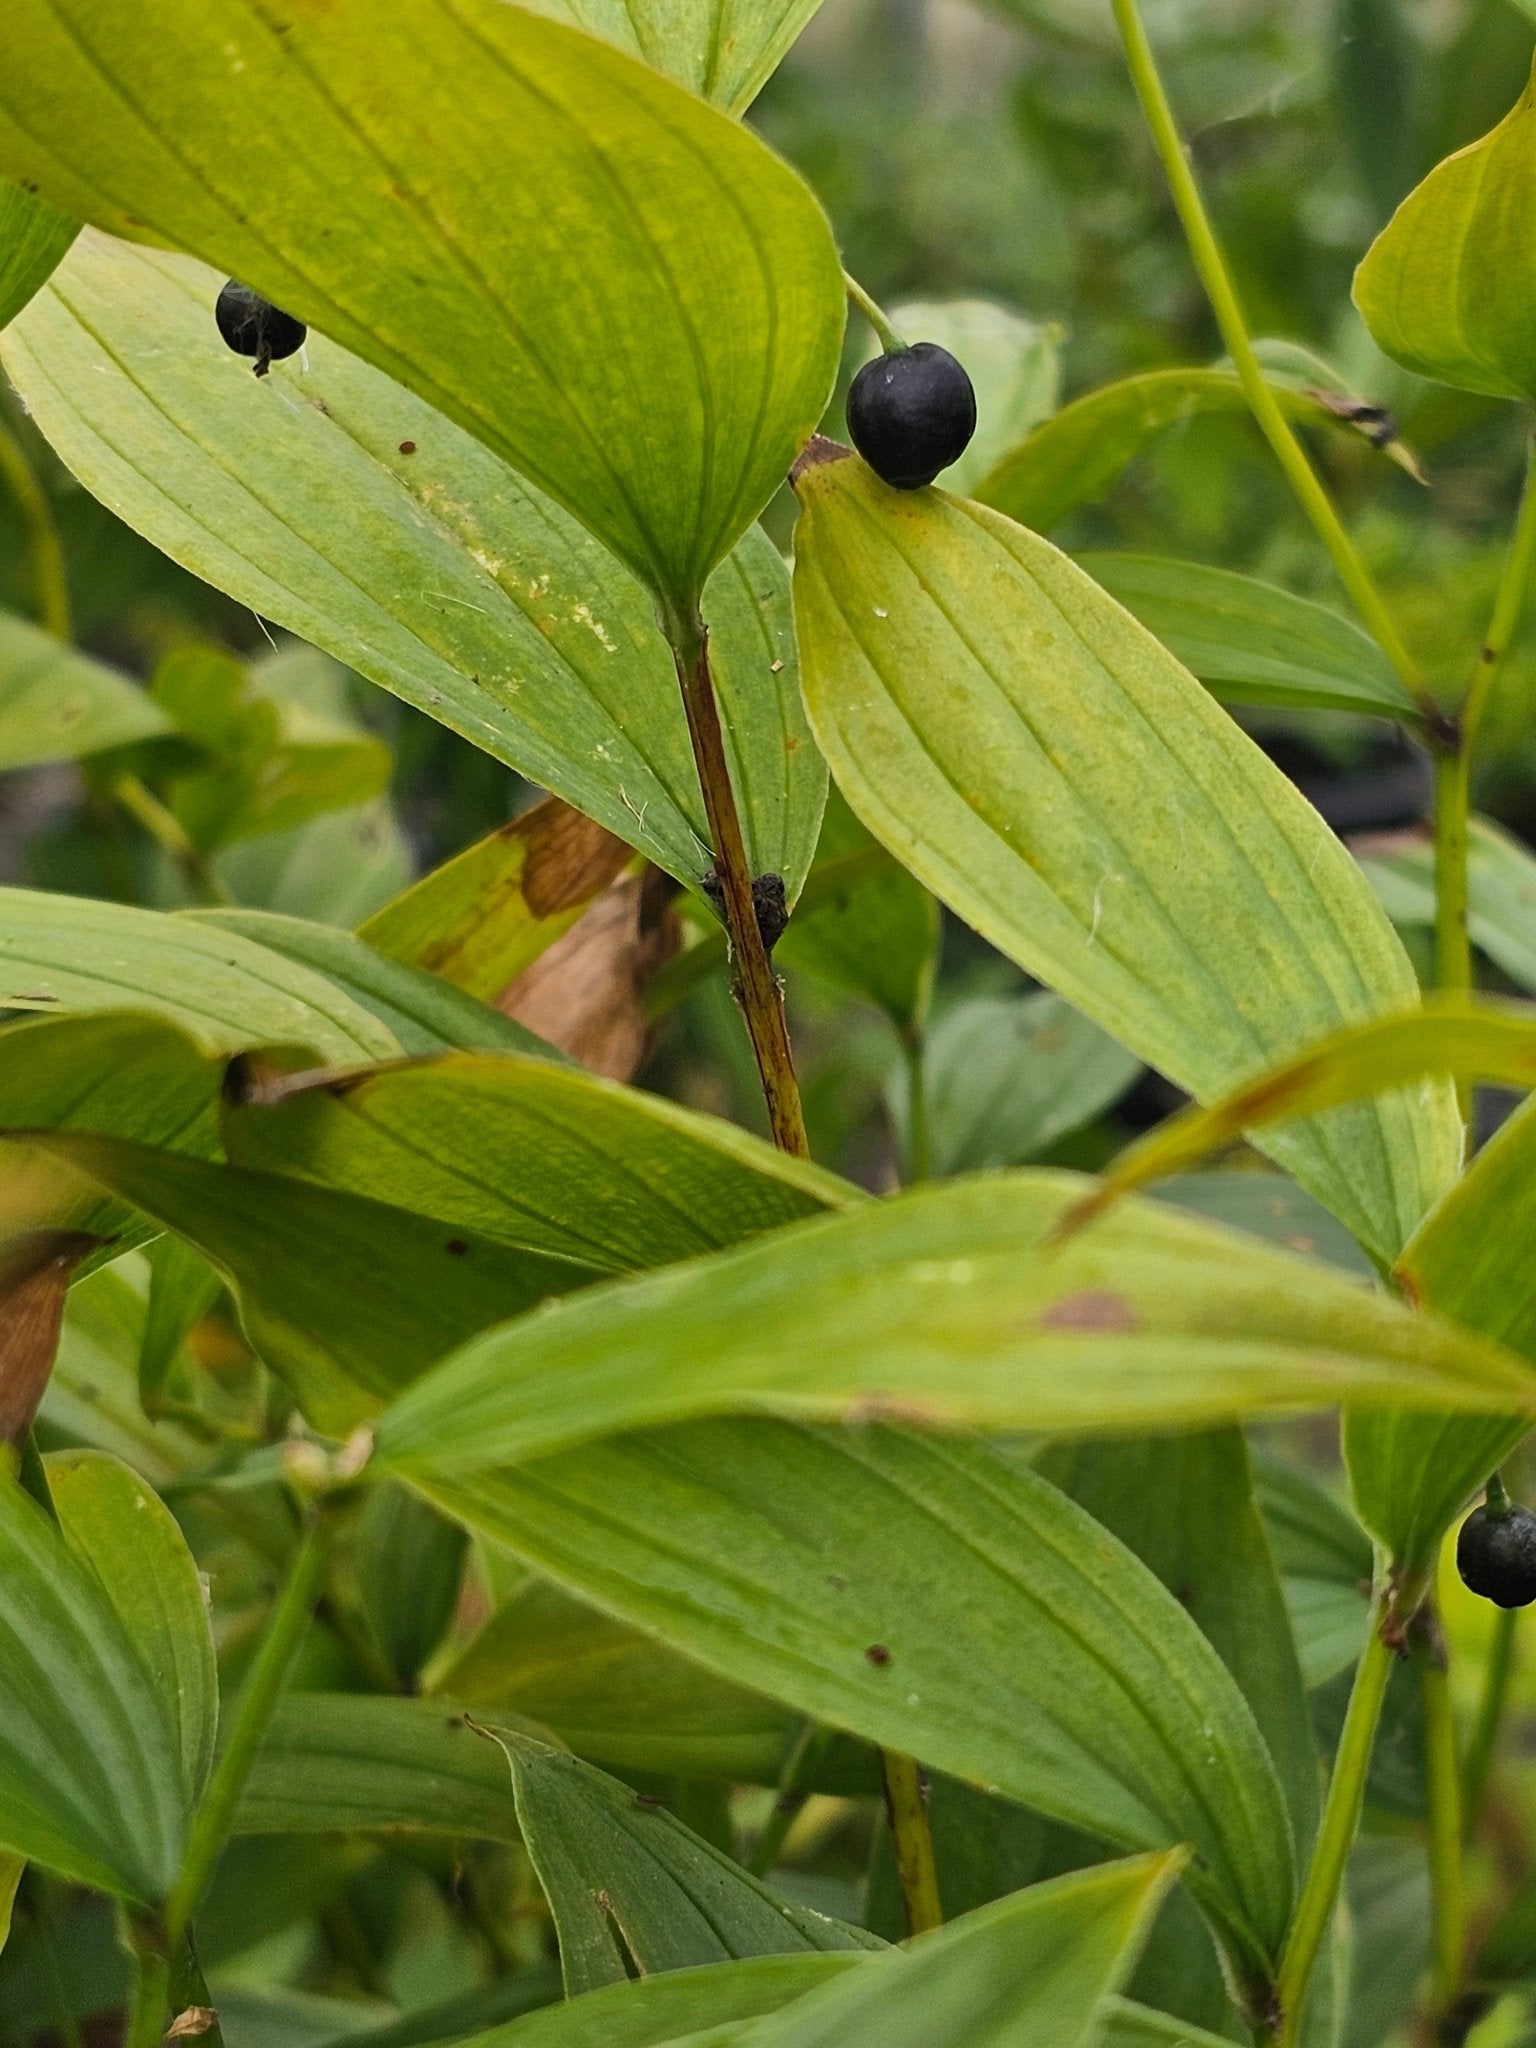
[529,0,828,114]
[1355,58,1536,399]
[792,454,1458,1264]
[0,0,844,606]
[0,177,73,332]
[5,234,825,892]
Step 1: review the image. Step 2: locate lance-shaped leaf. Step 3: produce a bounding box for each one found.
[792,456,1457,1263]
[0,177,74,332]
[185,908,559,1059]
[0,610,169,770]
[47,1450,217,1807]
[1348,1085,1536,1570]
[0,0,844,608]
[491,1727,879,1994]
[0,1468,186,1901]
[1355,58,1536,399]
[407,1422,1295,1979]
[237,1695,525,1841]
[0,887,398,1061]
[223,1049,854,1276]
[451,1955,864,2048]
[1078,996,1536,1215]
[975,367,1415,531]
[15,1132,599,1431]
[6,234,826,893]
[1077,556,1418,724]
[379,1172,1536,1478]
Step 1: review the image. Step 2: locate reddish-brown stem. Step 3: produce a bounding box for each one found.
[667,604,809,1159]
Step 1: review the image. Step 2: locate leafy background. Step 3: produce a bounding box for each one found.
[7,0,1536,2036]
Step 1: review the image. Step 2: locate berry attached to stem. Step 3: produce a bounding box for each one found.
[215,280,307,378]
[1458,1490,1536,1608]
[845,343,977,490]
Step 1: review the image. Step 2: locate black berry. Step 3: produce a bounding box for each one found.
[215,280,307,378]
[1457,1500,1536,1607]
[845,343,977,490]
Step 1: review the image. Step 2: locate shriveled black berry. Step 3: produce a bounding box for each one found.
[215,280,307,378]
[1457,1500,1536,1607]
[845,343,977,490]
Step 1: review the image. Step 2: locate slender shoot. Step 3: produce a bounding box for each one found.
[845,272,906,355]
[882,1749,944,1936]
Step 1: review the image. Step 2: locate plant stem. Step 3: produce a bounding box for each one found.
[881,1750,944,1936]
[0,408,71,641]
[126,1945,172,2048]
[111,772,231,905]
[1462,1604,1518,1835]
[1275,1594,1395,2043]
[1419,1626,1466,2013]
[162,1511,334,1947]
[666,604,809,1158]
[844,272,905,355]
[1108,0,1441,731]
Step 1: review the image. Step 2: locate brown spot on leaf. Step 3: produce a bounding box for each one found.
[445,1239,468,1257]
[865,1643,892,1667]
[399,440,417,455]
[790,433,854,487]
[519,797,632,918]
[1038,1289,1139,1333]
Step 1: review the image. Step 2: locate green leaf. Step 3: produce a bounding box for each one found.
[0,609,169,770]
[905,992,1141,1174]
[449,1957,863,2048]
[185,908,561,1058]
[529,0,828,114]
[46,1448,217,1805]
[1347,1083,1536,1569]
[0,176,74,331]
[237,1694,524,1842]
[1076,556,1418,723]
[974,368,1413,531]
[6,233,825,893]
[1151,1172,1375,1278]
[792,455,1458,1265]
[355,1485,468,1689]
[1036,1430,1318,1856]
[222,1048,852,1275]
[1099,1998,1234,2048]
[148,643,391,854]
[490,1726,879,1994]
[0,9,843,609]
[774,787,939,1032]
[16,1129,600,1432]
[858,300,1061,497]
[1354,58,1536,399]
[359,800,634,1003]
[406,1421,1296,1977]
[1360,817,1536,997]
[1085,995,1536,1217]
[0,887,400,1060]
[1343,1839,1430,2048]
[0,1467,186,1901]
[436,1577,876,1788]
[379,1170,1536,1478]
[138,1233,221,1415]
[732,1856,1181,2048]
[1252,1459,1372,1689]
[218,797,415,931]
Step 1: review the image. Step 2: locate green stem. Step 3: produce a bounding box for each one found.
[882,1750,944,1937]
[1419,1626,1466,2013]
[0,409,71,641]
[1462,1603,1518,1834]
[111,773,231,905]
[1107,0,1440,729]
[162,1512,334,1947]
[1460,438,1536,760]
[901,1028,932,1183]
[126,1945,172,2048]
[844,272,905,355]
[1276,1595,1395,2042]
[666,603,809,1159]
